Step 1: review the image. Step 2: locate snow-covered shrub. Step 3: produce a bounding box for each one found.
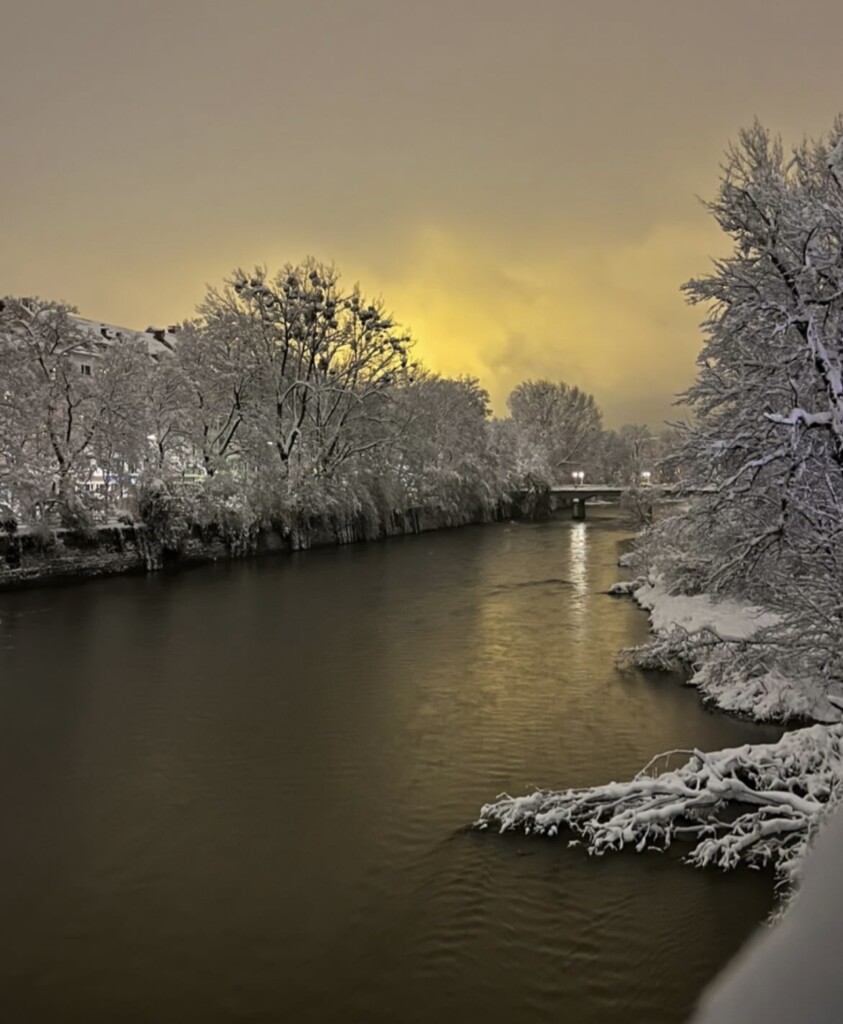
[28,521,56,552]
[0,508,17,535]
[57,497,95,533]
[133,476,194,555]
[619,486,654,527]
[192,474,261,555]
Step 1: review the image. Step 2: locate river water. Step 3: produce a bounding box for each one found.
[0,511,784,1023]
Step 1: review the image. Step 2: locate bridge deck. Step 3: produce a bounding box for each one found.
[549,485,624,498]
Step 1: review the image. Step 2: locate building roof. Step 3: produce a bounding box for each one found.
[69,315,179,359]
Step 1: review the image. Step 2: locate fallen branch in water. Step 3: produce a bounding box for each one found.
[476,725,843,882]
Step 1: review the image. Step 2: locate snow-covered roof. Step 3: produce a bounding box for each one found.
[69,314,178,359]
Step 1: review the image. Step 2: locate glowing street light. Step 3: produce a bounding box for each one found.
[571,470,584,486]
[641,470,652,486]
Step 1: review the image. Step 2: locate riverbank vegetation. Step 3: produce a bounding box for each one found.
[480,118,843,892]
[0,265,668,557]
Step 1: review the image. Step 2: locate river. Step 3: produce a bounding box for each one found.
[0,510,784,1023]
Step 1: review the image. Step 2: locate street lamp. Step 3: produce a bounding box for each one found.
[571,470,584,486]
[641,470,652,486]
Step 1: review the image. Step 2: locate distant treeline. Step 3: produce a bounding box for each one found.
[0,262,671,544]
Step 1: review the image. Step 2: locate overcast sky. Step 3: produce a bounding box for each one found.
[2,0,842,424]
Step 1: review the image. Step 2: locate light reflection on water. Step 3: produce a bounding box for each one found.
[0,511,783,1023]
[569,520,589,632]
[569,520,588,586]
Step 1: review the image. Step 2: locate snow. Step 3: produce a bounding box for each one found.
[828,135,843,169]
[633,578,781,639]
[69,314,177,358]
[764,408,833,429]
[694,660,842,724]
[629,577,842,724]
[477,725,843,876]
[691,799,843,1023]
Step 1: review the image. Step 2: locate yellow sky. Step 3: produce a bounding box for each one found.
[3,0,842,425]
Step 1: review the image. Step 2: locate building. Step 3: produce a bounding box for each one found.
[67,315,179,378]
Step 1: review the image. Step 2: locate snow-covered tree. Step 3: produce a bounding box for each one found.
[0,297,141,522]
[480,120,843,890]
[653,121,843,677]
[87,337,152,514]
[168,318,259,477]
[599,424,659,485]
[507,379,603,484]
[0,314,53,517]
[197,260,415,482]
[388,373,504,519]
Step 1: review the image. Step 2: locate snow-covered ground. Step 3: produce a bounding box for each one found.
[691,798,843,1023]
[629,578,842,724]
[634,578,781,639]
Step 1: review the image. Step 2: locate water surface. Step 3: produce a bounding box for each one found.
[0,512,782,1022]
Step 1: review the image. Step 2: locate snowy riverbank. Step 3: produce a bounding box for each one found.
[477,558,843,891]
[629,577,843,725]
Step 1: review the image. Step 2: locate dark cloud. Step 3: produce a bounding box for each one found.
[2,0,842,425]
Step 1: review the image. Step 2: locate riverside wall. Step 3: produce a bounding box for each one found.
[0,503,514,592]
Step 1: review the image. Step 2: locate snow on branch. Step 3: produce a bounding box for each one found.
[764,409,834,429]
[476,726,843,878]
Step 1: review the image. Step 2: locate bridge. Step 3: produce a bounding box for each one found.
[550,484,624,520]
[513,483,668,520]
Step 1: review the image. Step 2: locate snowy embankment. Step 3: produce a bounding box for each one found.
[477,558,843,883]
[630,577,843,725]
